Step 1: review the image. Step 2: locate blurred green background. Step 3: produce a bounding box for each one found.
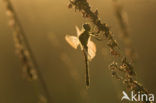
[0,0,156,103]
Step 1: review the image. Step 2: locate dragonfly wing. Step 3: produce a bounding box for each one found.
[75,26,83,36]
[65,35,80,49]
[87,40,96,61]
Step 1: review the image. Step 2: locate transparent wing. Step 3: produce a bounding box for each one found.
[75,26,83,36]
[65,35,80,49]
[87,40,96,61]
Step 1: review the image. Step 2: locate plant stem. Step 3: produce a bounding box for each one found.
[3,0,52,102]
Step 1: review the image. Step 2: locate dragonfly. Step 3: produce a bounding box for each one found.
[65,23,96,88]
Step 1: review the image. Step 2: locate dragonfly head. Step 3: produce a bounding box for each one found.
[83,23,91,31]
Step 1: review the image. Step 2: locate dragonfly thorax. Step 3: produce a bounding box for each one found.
[79,30,90,50]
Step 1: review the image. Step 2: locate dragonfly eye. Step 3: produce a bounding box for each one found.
[83,23,91,31]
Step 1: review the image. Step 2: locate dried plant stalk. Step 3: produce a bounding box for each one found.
[113,0,136,62]
[68,0,152,103]
[3,0,51,103]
